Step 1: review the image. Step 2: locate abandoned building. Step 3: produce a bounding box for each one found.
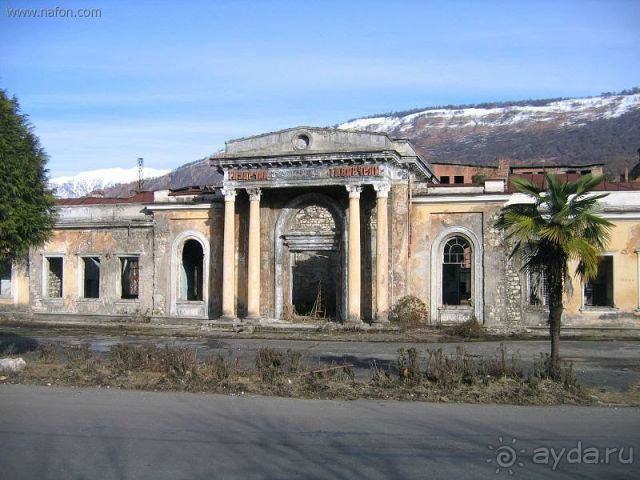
[2,127,640,332]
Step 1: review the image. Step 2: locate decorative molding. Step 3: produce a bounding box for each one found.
[170,231,210,318]
[429,226,484,324]
[373,183,391,198]
[346,185,363,198]
[247,188,262,202]
[221,188,237,201]
[147,203,220,211]
[412,194,511,204]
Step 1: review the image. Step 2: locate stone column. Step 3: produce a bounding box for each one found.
[221,188,237,319]
[247,188,261,320]
[346,185,362,323]
[374,184,390,323]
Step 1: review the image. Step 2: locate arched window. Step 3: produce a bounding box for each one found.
[442,236,472,305]
[181,239,204,301]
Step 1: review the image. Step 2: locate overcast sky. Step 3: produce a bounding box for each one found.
[1,0,639,176]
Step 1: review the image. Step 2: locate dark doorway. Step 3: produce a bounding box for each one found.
[181,239,204,301]
[292,251,337,318]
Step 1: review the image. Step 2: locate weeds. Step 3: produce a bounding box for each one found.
[8,342,591,405]
[36,343,57,363]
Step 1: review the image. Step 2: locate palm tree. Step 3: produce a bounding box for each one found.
[496,173,612,378]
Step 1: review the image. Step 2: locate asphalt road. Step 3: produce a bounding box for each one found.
[0,384,638,479]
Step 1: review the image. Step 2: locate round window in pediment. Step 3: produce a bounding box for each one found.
[293,133,310,150]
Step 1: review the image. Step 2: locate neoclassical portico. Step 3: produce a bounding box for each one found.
[211,127,434,323]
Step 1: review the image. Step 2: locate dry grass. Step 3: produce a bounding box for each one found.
[0,342,596,405]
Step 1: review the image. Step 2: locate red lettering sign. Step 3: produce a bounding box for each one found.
[329,166,380,177]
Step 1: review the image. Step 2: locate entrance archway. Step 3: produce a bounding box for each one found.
[274,193,346,321]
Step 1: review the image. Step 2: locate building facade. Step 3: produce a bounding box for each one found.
[2,127,639,331]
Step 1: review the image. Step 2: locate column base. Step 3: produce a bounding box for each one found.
[244,315,262,325]
[344,318,364,327]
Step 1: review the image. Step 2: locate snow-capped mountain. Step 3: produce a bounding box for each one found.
[339,94,640,132]
[338,91,640,174]
[50,167,171,198]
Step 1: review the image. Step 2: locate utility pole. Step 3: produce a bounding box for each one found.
[137,157,144,192]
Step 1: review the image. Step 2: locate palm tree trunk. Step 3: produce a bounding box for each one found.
[547,263,564,379]
[549,304,562,379]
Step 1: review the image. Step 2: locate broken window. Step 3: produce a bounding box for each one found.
[454,176,465,184]
[181,240,203,301]
[584,256,614,307]
[81,257,100,298]
[440,176,450,184]
[120,257,139,299]
[0,262,11,297]
[46,257,63,298]
[442,236,472,306]
[528,270,549,306]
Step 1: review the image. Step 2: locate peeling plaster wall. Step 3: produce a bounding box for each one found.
[0,262,30,311]
[151,206,224,319]
[409,200,521,327]
[30,225,155,316]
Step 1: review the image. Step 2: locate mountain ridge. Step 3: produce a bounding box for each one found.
[54,89,640,198]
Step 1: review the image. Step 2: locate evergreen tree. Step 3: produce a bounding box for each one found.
[0,89,57,265]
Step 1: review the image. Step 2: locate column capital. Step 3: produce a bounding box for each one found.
[373,183,391,198]
[346,184,362,199]
[221,188,237,201]
[246,188,262,202]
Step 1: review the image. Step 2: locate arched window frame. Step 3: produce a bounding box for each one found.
[430,227,483,324]
[170,231,209,317]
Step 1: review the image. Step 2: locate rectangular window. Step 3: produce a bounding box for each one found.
[120,257,139,299]
[440,176,450,184]
[454,175,464,184]
[584,256,614,307]
[46,257,63,298]
[528,270,549,306]
[81,257,100,298]
[0,262,11,297]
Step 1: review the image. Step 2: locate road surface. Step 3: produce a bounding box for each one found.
[0,384,638,479]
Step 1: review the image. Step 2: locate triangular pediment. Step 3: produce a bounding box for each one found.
[224,127,403,157]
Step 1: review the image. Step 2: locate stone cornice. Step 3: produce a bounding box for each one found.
[212,150,434,180]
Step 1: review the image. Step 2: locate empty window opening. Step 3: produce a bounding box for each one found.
[440,176,450,184]
[82,257,100,298]
[584,256,614,307]
[181,240,204,301]
[120,257,139,299]
[442,236,472,306]
[454,175,465,184]
[580,170,591,175]
[528,270,549,306]
[0,262,11,297]
[46,257,63,298]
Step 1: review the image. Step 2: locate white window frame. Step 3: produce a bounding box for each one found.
[78,255,102,300]
[117,254,141,301]
[43,255,64,299]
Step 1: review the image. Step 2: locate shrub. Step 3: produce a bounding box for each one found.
[446,317,486,338]
[389,295,429,329]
